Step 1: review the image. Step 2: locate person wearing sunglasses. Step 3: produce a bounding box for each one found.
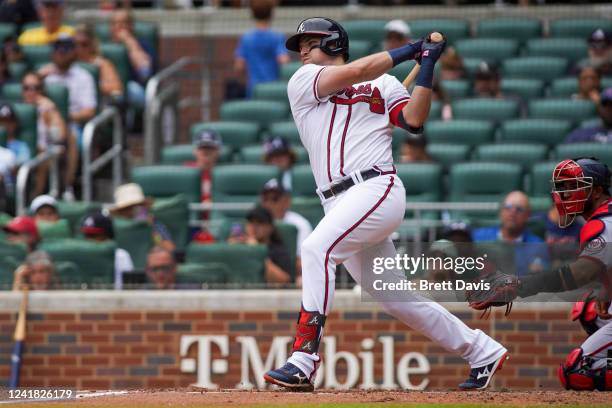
[473,190,550,276]
[565,87,612,144]
[145,246,177,290]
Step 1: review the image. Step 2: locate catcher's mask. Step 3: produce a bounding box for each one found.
[286,17,349,61]
[551,157,611,228]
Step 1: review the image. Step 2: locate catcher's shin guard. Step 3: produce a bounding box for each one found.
[558,348,612,391]
[291,305,326,354]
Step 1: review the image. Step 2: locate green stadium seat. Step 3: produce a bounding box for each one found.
[191,121,259,150]
[348,40,372,62]
[281,61,302,81]
[476,18,542,43]
[0,128,5,147]
[267,121,301,145]
[151,194,189,252]
[0,83,20,101]
[37,219,71,241]
[253,81,288,103]
[0,241,26,279]
[8,62,28,82]
[549,18,612,38]
[100,43,130,94]
[0,23,16,45]
[388,60,417,84]
[275,221,298,279]
[474,143,548,169]
[341,20,386,43]
[555,143,612,168]
[525,38,588,61]
[441,79,471,99]
[462,58,487,79]
[429,100,442,120]
[602,77,612,89]
[528,99,596,124]
[425,119,495,147]
[132,165,201,203]
[11,102,37,155]
[503,57,568,83]
[220,100,289,130]
[549,77,578,98]
[112,218,152,270]
[160,144,232,165]
[426,143,471,168]
[501,79,545,101]
[95,21,159,65]
[500,119,573,147]
[455,38,519,64]
[56,200,101,233]
[1,83,68,122]
[530,162,557,198]
[240,145,308,165]
[291,197,323,229]
[580,117,601,129]
[186,243,267,284]
[409,19,470,44]
[451,99,519,122]
[450,162,523,202]
[40,239,115,286]
[22,45,51,70]
[176,262,228,286]
[395,163,443,202]
[291,164,317,197]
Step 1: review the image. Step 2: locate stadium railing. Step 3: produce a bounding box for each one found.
[15,146,64,216]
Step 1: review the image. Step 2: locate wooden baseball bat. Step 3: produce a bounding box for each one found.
[402,32,444,89]
[9,288,28,389]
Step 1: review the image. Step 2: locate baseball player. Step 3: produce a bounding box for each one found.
[264,17,508,391]
[469,157,612,391]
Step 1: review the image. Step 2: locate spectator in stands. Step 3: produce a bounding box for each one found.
[74,24,124,101]
[21,71,76,198]
[3,36,25,65]
[539,204,582,267]
[472,61,502,98]
[29,194,59,223]
[0,103,31,165]
[39,35,97,148]
[234,0,289,97]
[18,0,74,47]
[12,250,58,291]
[473,191,549,276]
[81,210,134,290]
[145,246,177,289]
[0,46,13,89]
[3,216,39,252]
[110,9,153,110]
[399,132,432,163]
[565,87,612,144]
[586,29,611,76]
[0,0,38,32]
[439,47,465,81]
[228,206,292,284]
[383,20,411,51]
[110,183,175,251]
[263,136,296,191]
[573,65,601,103]
[260,178,312,280]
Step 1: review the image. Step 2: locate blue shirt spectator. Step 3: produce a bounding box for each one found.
[234,0,288,97]
[565,87,612,144]
[7,138,31,165]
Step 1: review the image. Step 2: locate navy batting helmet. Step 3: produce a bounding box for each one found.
[286,17,349,61]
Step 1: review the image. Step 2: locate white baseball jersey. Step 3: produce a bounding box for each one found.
[287,63,410,189]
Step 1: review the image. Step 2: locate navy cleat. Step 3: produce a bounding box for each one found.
[459,352,508,390]
[264,362,314,392]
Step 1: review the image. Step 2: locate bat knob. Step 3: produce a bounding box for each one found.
[429,32,444,43]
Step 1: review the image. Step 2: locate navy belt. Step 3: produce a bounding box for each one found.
[321,167,396,199]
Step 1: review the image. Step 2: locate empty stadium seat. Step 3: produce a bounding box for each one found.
[503,57,568,83]
[191,121,259,150]
[500,119,573,147]
[186,243,267,284]
[525,38,588,61]
[56,200,101,232]
[450,162,523,202]
[388,60,418,84]
[40,239,115,286]
[132,166,201,203]
[501,79,545,101]
[22,45,51,70]
[267,121,301,145]
[112,218,152,270]
[0,23,16,44]
[555,143,612,167]
[240,145,308,164]
[549,18,612,38]
[395,163,443,202]
[348,40,373,61]
[291,164,317,197]
[474,143,548,169]
[220,100,289,130]
[341,19,387,43]
[549,77,578,98]
[8,62,27,82]
[409,19,470,44]
[275,222,298,279]
[441,80,471,99]
[451,99,519,122]
[477,18,542,43]
[425,119,495,146]
[160,144,232,165]
[426,143,471,168]
[528,99,596,124]
[176,262,228,286]
[530,162,557,198]
[37,219,71,241]
[281,61,302,81]
[429,100,442,120]
[0,241,26,279]
[151,194,190,252]
[253,81,288,103]
[455,38,519,64]
[11,102,37,154]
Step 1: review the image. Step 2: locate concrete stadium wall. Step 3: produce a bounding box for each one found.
[0,291,582,390]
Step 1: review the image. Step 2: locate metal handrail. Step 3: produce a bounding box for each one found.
[144,57,204,165]
[15,145,63,216]
[81,106,123,202]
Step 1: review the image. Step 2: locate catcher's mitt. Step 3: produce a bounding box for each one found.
[466,271,519,318]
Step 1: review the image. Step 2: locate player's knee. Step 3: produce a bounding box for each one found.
[558,347,611,391]
[301,234,323,259]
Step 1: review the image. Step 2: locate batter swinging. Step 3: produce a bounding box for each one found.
[264,17,508,391]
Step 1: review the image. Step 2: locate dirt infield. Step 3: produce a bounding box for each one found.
[5,389,612,407]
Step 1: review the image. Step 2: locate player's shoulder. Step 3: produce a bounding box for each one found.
[288,63,325,89]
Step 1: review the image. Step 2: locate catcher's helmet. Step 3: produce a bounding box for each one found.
[551,157,611,227]
[286,17,349,61]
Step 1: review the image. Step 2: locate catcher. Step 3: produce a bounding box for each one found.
[468,157,611,391]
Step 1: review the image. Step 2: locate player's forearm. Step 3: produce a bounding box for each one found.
[401,86,432,128]
[517,259,599,297]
